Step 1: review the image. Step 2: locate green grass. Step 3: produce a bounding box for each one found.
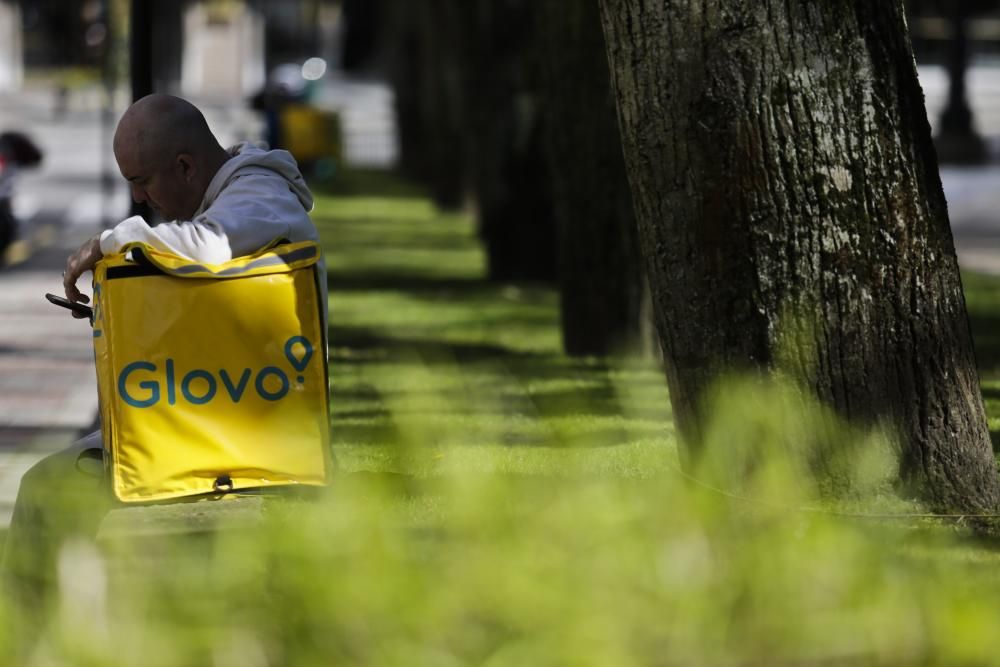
[23,66,105,89]
[313,192,676,479]
[13,174,1000,664]
[960,272,1000,449]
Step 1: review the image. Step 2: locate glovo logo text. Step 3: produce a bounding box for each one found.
[118,336,314,409]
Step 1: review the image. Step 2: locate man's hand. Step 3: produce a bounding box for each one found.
[63,235,103,317]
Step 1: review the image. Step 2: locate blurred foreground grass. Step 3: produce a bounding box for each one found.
[10,173,1000,664]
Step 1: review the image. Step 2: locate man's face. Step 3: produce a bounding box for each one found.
[115,142,198,222]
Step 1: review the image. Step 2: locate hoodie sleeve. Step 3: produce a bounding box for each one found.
[189,172,299,258]
[99,215,233,264]
[99,172,306,263]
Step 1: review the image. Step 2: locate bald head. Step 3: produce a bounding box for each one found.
[114,94,222,166]
[114,94,230,221]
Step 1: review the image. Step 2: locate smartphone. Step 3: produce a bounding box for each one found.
[45,293,93,319]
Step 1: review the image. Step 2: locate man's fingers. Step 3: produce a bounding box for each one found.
[63,273,81,301]
[62,235,104,302]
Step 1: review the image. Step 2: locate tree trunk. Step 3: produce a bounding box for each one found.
[341,0,379,73]
[934,3,987,164]
[381,1,467,209]
[599,0,1000,511]
[380,3,423,178]
[461,0,556,283]
[383,1,557,278]
[536,0,644,356]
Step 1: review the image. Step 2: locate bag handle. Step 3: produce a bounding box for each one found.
[113,239,320,280]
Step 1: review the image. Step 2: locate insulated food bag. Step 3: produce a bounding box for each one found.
[91,240,332,503]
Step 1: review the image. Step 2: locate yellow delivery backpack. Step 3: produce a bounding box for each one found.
[91,240,332,503]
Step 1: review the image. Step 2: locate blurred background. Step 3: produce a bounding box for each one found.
[1,0,1000,527]
[0,0,396,246]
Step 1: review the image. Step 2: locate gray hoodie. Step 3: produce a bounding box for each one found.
[99,142,327,319]
[100,142,319,263]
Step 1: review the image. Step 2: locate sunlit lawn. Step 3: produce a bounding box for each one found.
[313,187,676,480]
[961,272,1000,447]
[13,172,1000,664]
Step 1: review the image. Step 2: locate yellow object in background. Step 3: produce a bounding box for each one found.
[280,103,342,164]
[92,241,332,503]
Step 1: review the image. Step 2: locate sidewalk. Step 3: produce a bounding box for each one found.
[0,242,100,526]
[0,87,117,525]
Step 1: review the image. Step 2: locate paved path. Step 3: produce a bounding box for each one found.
[0,88,122,525]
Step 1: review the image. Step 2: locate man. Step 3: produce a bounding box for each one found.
[63,93,324,303]
[2,94,326,618]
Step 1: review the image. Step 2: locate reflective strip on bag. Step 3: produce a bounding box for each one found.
[109,239,321,280]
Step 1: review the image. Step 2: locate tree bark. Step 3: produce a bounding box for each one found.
[461,0,557,283]
[599,0,1000,511]
[381,1,467,209]
[341,0,380,72]
[536,0,645,356]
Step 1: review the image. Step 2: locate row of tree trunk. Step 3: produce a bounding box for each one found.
[380,0,645,356]
[375,0,999,514]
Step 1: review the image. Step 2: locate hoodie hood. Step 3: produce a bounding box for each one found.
[196,142,313,217]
